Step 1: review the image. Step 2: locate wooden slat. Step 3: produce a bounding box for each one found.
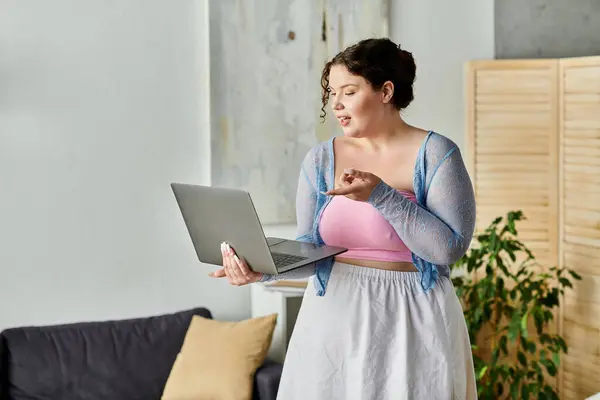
[564,63,600,93]
[564,164,600,180]
[475,171,550,183]
[564,273,600,303]
[564,209,600,229]
[477,197,549,207]
[565,346,598,373]
[564,154,600,168]
[564,179,600,193]
[474,154,549,164]
[562,299,600,330]
[477,179,548,189]
[564,225,600,241]
[476,69,554,94]
[563,128,600,139]
[475,206,549,223]
[564,103,600,124]
[476,93,550,104]
[563,364,600,398]
[564,93,600,103]
[476,128,551,137]
[475,103,552,113]
[476,188,548,199]
[563,144,600,158]
[476,163,551,173]
[564,191,600,211]
[476,112,553,129]
[562,241,600,260]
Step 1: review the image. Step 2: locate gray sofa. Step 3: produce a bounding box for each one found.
[0,307,282,400]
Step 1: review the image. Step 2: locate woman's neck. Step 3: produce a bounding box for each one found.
[354,113,414,152]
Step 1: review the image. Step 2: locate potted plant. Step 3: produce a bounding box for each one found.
[452,210,582,399]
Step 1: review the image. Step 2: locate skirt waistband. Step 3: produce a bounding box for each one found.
[331,261,424,284]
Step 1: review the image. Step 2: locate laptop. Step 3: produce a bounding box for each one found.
[170,183,347,275]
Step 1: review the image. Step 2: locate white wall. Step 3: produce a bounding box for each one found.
[389,0,495,150]
[0,0,495,332]
[0,0,251,331]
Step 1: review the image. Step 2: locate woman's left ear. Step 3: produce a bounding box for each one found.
[381,81,394,104]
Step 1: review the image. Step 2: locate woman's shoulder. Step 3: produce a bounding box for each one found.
[299,138,333,166]
[422,130,461,158]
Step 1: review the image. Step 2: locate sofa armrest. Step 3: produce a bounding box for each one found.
[253,359,282,400]
[0,333,7,400]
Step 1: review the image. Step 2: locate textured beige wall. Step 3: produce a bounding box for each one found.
[209,0,389,224]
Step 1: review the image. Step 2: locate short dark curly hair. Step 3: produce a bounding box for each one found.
[320,38,416,121]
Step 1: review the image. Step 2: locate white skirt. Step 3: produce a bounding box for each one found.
[276,262,477,400]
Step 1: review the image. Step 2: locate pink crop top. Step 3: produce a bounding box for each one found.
[318,190,417,263]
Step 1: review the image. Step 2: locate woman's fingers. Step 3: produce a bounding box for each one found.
[214,242,262,285]
[338,170,354,186]
[224,244,237,280]
[226,242,251,285]
[220,243,230,281]
[226,244,244,283]
[235,254,263,282]
[234,254,250,279]
[209,268,226,278]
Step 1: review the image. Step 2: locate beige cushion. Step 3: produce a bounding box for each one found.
[161,313,278,400]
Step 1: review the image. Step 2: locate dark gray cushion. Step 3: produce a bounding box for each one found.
[253,360,282,400]
[0,307,211,400]
[0,333,7,400]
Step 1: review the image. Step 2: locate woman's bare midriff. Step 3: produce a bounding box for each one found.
[334,256,418,272]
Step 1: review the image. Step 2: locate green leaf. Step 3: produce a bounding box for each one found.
[520,310,529,339]
[491,347,500,364]
[500,335,509,355]
[543,385,559,400]
[510,381,519,399]
[507,217,516,235]
[556,336,568,352]
[521,382,530,400]
[539,334,551,345]
[558,277,573,288]
[474,307,483,323]
[496,256,510,277]
[518,351,528,367]
[569,270,582,280]
[508,311,522,342]
[541,358,557,376]
[478,365,488,380]
[552,352,560,367]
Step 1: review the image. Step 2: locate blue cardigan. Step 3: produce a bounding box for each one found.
[260,131,476,296]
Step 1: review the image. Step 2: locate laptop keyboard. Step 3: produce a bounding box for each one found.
[271,252,307,269]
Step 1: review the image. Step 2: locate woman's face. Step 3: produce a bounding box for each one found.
[327,64,390,138]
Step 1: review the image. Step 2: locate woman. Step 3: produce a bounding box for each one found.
[213,38,477,400]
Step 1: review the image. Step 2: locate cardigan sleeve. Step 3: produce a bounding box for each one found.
[367,136,476,265]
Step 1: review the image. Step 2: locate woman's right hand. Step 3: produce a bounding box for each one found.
[208,242,263,286]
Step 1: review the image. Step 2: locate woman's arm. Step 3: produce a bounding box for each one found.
[259,149,319,282]
[367,144,476,265]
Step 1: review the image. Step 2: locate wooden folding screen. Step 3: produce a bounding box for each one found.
[465,56,600,400]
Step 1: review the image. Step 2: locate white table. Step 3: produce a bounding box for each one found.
[251,282,305,363]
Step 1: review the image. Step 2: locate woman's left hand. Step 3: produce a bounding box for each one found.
[324,168,382,201]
